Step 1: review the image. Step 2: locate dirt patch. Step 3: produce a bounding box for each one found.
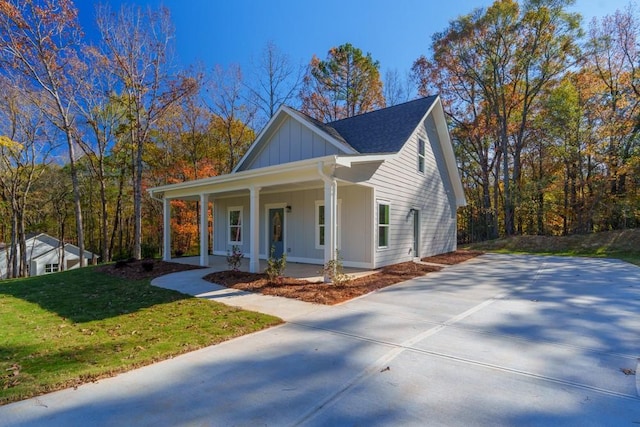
[421,250,484,265]
[95,259,204,280]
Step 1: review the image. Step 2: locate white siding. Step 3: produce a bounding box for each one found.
[212,185,372,266]
[368,114,458,268]
[244,117,343,170]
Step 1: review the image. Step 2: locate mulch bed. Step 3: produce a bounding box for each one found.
[204,261,442,305]
[96,250,484,305]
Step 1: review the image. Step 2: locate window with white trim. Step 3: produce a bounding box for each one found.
[315,200,341,249]
[228,207,243,244]
[418,138,426,173]
[378,203,390,248]
[45,263,59,273]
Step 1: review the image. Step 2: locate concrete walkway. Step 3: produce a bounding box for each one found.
[1,254,639,426]
[151,267,324,321]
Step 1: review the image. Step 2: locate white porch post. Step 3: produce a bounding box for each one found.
[162,197,171,261]
[323,177,337,282]
[199,193,209,267]
[249,186,261,273]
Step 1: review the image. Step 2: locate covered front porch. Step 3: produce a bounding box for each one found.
[148,155,387,280]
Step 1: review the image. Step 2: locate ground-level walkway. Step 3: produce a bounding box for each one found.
[1,254,639,426]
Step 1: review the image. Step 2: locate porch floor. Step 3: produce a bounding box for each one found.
[169,255,376,282]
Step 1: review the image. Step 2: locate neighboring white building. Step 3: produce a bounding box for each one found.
[148,96,466,273]
[0,233,98,279]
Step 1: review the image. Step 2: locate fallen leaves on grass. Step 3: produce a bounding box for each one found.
[96,259,203,280]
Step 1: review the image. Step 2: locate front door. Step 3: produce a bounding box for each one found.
[268,208,285,258]
[413,209,420,258]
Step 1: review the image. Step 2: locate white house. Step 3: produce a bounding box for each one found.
[0,233,98,279]
[148,96,466,274]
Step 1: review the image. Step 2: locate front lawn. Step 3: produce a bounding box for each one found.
[0,267,281,405]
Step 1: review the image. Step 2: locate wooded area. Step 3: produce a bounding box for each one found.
[0,0,638,277]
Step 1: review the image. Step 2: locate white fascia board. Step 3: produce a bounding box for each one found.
[432,97,467,207]
[334,153,395,167]
[150,155,341,198]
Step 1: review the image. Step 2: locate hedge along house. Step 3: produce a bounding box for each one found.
[148,96,466,277]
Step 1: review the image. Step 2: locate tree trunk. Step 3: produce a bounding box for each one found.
[133,132,143,260]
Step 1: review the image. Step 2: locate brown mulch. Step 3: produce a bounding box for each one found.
[421,250,484,265]
[204,250,485,305]
[96,250,484,305]
[204,261,443,305]
[95,258,204,280]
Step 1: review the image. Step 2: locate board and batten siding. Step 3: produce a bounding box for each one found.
[368,114,458,268]
[212,185,372,267]
[243,117,344,170]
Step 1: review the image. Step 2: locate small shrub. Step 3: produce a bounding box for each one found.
[265,246,287,283]
[226,246,244,271]
[323,251,352,285]
[141,260,154,272]
[174,249,184,258]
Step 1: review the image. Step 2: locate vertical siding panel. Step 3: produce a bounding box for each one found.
[243,116,349,170]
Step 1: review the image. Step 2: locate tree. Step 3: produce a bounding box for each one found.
[205,64,256,174]
[248,41,303,126]
[585,7,640,229]
[0,0,88,265]
[73,46,128,262]
[95,3,197,259]
[384,68,413,106]
[300,43,385,122]
[416,0,581,236]
[0,77,54,277]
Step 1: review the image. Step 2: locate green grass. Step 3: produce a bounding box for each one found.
[466,228,640,266]
[0,267,282,405]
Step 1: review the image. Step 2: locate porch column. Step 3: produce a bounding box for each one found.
[249,185,261,273]
[323,178,338,282]
[199,193,209,267]
[162,197,171,261]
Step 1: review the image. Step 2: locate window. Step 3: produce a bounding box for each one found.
[228,207,243,244]
[45,263,59,273]
[418,138,426,173]
[317,203,325,247]
[378,203,390,248]
[315,200,342,249]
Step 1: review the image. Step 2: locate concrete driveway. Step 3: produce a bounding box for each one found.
[1,254,639,426]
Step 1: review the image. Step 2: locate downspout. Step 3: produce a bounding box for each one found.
[318,160,338,282]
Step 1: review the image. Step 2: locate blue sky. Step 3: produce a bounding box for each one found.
[77,0,635,77]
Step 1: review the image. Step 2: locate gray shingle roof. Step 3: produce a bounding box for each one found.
[324,96,438,154]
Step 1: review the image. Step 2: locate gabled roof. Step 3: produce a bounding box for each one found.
[326,96,438,154]
[233,105,358,172]
[151,96,465,207]
[3,233,98,261]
